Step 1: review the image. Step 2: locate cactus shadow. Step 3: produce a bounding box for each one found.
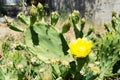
[60,34,69,55]
[30,26,39,45]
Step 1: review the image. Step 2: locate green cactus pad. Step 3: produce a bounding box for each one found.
[25,23,73,63]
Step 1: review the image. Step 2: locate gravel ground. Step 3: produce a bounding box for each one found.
[0,20,23,56]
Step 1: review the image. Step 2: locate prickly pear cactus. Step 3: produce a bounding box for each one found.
[69,10,94,38]
[25,23,73,62]
[94,11,120,79]
[8,3,73,63]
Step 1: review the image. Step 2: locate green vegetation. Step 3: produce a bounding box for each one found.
[1,3,120,80]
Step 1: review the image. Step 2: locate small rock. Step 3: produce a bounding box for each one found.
[0,17,6,23]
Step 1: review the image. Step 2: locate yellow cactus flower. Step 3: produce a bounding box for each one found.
[68,38,92,58]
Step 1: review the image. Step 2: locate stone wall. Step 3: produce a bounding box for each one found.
[50,0,85,16]
[113,0,120,14]
[92,0,113,25]
[50,0,120,26]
